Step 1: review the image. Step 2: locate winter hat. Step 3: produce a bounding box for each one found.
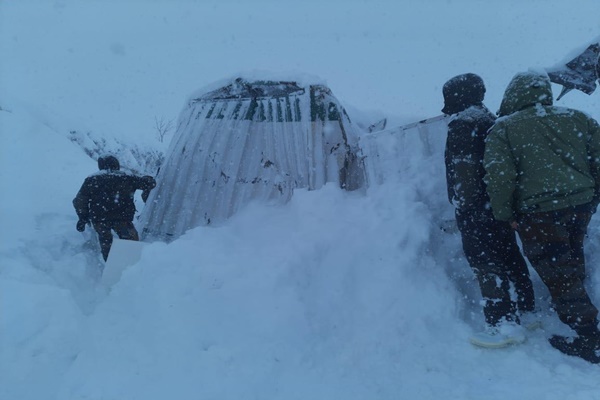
[497,71,553,117]
[442,73,486,115]
[98,155,120,171]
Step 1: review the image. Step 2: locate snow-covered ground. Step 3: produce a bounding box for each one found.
[1,1,600,399]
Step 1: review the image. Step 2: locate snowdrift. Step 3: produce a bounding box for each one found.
[3,88,600,400]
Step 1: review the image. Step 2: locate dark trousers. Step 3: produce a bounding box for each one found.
[517,203,599,336]
[93,220,139,261]
[456,209,535,326]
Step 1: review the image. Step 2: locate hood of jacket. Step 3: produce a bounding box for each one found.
[497,71,554,117]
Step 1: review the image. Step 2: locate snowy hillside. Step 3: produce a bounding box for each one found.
[1,1,600,400]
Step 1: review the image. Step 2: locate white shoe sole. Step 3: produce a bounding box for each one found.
[469,333,526,349]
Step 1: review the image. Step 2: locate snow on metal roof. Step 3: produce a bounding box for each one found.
[360,114,448,185]
[140,79,365,241]
[359,114,453,230]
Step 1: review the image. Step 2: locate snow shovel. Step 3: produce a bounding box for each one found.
[101,238,146,288]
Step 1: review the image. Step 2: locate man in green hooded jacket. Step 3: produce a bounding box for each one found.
[484,70,600,363]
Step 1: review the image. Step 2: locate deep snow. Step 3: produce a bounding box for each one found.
[1,1,600,399]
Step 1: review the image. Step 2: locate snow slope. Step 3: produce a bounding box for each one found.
[1,1,600,399]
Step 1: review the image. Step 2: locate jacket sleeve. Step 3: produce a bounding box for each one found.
[73,179,91,222]
[445,119,486,211]
[132,175,157,203]
[483,124,517,221]
[588,116,600,203]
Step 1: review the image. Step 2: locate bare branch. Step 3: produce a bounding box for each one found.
[154,116,174,143]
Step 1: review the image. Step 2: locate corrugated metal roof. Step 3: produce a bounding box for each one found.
[140,79,365,241]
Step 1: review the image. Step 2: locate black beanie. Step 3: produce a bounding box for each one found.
[442,73,486,115]
[98,155,120,171]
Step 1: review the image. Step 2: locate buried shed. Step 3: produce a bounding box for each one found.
[140,78,366,240]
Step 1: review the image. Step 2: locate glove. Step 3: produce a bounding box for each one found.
[76,219,87,232]
[142,175,156,189]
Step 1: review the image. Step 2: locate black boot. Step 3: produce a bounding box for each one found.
[548,334,600,364]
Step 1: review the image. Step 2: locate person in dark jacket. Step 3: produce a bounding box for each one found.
[484,71,600,363]
[443,73,536,347]
[73,155,156,261]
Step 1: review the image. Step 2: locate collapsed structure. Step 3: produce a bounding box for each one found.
[547,39,600,100]
[140,78,365,240]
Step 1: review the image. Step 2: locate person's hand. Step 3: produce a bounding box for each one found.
[142,175,156,189]
[76,219,87,232]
